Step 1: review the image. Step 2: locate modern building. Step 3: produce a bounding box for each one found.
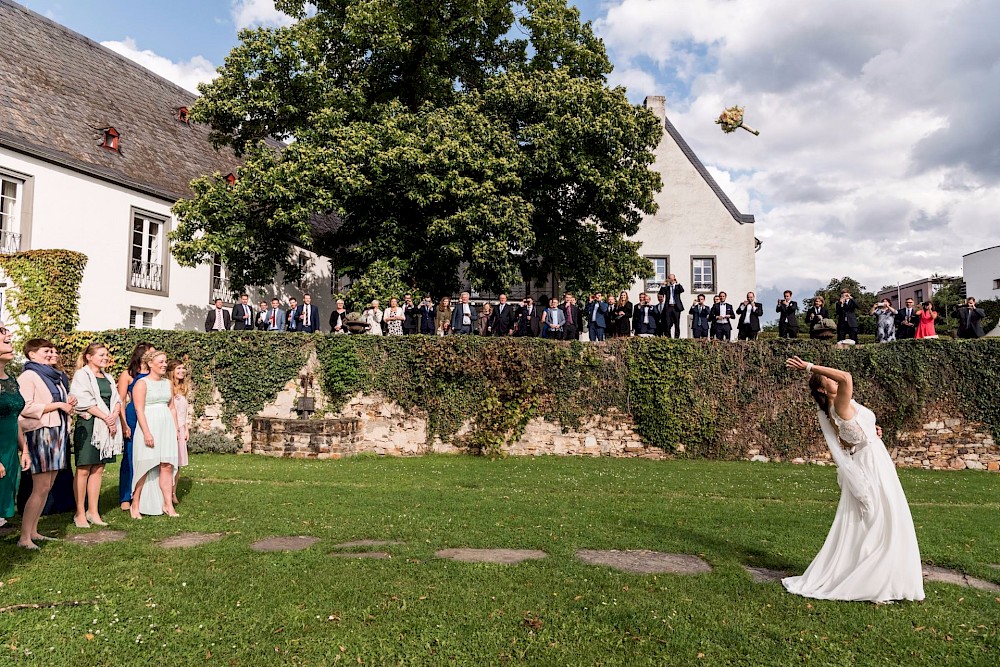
[962,245,1000,303]
[0,0,335,331]
[875,276,962,307]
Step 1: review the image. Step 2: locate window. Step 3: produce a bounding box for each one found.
[177,106,190,123]
[0,175,22,253]
[692,257,716,292]
[914,289,924,302]
[129,307,156,329]
[645,257,668,292]
[224,172,236,186]
[211,254,231,303]
[993,279,1000,290]
[100,127,120,151]
[129,210,165,293]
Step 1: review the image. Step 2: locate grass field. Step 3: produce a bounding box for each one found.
[1,455,998,666]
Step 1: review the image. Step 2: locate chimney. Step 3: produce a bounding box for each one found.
[643,95,666,125]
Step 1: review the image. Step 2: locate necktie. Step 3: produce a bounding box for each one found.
[305,307,310,327]
[270,310,275,327]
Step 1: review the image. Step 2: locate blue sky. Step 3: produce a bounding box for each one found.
[18,0,1000,313]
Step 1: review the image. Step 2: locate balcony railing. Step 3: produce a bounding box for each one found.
[130,259,163,291]
[0,229,21,254]
[212,276,233,303]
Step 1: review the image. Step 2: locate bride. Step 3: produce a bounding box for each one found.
[782,356,924,603]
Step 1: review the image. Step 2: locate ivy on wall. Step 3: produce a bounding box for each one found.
[54,331,1000,458]
[0,249,87,340]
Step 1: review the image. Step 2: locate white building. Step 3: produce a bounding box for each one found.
[0,1,336,331]
[631,96,758,338]
[962,245,1000,303]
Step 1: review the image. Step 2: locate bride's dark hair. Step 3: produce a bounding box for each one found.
[809,373,831,416]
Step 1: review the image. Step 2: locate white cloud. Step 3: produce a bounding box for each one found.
[231,0,296,30]
[101,38,217,94]
[594,0,1000,316]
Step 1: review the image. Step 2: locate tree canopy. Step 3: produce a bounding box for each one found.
[170,0,663,299]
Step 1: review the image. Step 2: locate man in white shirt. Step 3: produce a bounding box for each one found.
[204,298,231,332]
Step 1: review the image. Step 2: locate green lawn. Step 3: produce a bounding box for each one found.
[2,455,998,666]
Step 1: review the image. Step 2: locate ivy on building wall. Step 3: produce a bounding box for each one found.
[0,249,87,340]
[55,331,1000,458]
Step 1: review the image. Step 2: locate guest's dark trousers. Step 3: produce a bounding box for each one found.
[563,324,578,341]
[778,324,799,339]
[588,324,605,341]
[837,326,858,342]
[692,325,709,339]
[713,324,731,340]
[738,326,758,341]
[664,308,681,337]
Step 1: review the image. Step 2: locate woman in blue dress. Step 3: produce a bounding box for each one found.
[116,342,152,511]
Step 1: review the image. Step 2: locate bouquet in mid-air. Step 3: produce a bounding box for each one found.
[715,106,759,136]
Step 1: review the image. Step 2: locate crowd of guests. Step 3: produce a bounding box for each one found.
[207,280,990,344]
[0,333,191,549]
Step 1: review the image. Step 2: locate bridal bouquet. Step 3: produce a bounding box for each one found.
[715,105,759,136]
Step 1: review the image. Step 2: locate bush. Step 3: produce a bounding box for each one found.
[187,430,242,454]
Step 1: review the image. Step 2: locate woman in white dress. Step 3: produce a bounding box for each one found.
[130,350,179,518]
[363,300,383,336]
[782,356,924,603]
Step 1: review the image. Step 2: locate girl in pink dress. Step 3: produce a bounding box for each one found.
[915,302,937,339]
[167,360,190,504]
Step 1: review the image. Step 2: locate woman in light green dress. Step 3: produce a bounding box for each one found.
[0,326,26,530]
[130,350,178,518]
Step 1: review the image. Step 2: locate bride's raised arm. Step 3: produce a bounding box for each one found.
[785,356,854,420]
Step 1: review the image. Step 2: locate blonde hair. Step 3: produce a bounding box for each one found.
[166,359,189,397]
[76,342,108,369]
[141,348,165,369]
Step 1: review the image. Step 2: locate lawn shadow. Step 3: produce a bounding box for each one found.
[670,526,799,573]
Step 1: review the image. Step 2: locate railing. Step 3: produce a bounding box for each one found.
[130,259,163,291]
[0,229,21,254]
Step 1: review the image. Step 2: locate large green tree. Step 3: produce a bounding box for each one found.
[170,0,662,298]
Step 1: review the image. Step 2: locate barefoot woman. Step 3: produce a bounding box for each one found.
[782,356,924,602]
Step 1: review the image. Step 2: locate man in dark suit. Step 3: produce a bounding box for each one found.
[231,293,254,331]
[709,291,735,340]
[285,297,300,332]
[689,294,711,339]
[586,292,609,341]
[658,274,685,338]
[776,291,799,338]
[804,296,829,339]
[835,290,859,341]
[255,300,270,330]
[205,298,232,332]
[633,293,656,336]
[297,293,320,333]
[450,291,477,334]
[736,292,764,340]
[895,297,919,339]
[515,296,541,337]
[417,295,436,335]
[401,294,418,335]
[489,293,516,336]
[955,297,987,339]
[561,293,582,341]
[651,293,667,336]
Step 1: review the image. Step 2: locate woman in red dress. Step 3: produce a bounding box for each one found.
[915,302,937,338]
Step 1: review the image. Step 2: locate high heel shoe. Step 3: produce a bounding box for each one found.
[73,516,90,528]
[86,513,108,526]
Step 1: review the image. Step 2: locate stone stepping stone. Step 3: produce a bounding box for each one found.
[158,532,225,549]
[330,551,391,559]
[743,566,788,583]
[575,550,712,575]
[65,530,127,546]
[922,565,1000,592]
[250,536,320,552]
[332,540,404,549]
[436,548,547,564]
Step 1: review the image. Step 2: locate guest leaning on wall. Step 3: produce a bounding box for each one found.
[17,338,77,547]
[69,342,123,529]
[0,324,26,535]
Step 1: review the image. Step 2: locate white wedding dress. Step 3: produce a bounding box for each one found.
[782,400,924,602]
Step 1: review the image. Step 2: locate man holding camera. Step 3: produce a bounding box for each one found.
[709,292,735,340]
[586,292,609,341]
[658,274,685,338]
[776,290,800,338]
[689,294,711,339]
[955,297,986,339]
[836,290,858,342]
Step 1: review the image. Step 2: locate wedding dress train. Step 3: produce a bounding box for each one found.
[782,400,924,602]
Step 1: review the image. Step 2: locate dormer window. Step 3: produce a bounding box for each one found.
[100,127,120,151]
[224,173,237,185]
[177,107,189,123]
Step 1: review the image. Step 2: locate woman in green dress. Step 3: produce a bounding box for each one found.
[0,325,27,532]
[69,342,123,529]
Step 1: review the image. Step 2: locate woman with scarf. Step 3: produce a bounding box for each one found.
[16,338,76,547]
[70,342,123,529]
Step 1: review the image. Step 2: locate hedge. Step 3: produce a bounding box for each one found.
[55,332,1000,459]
